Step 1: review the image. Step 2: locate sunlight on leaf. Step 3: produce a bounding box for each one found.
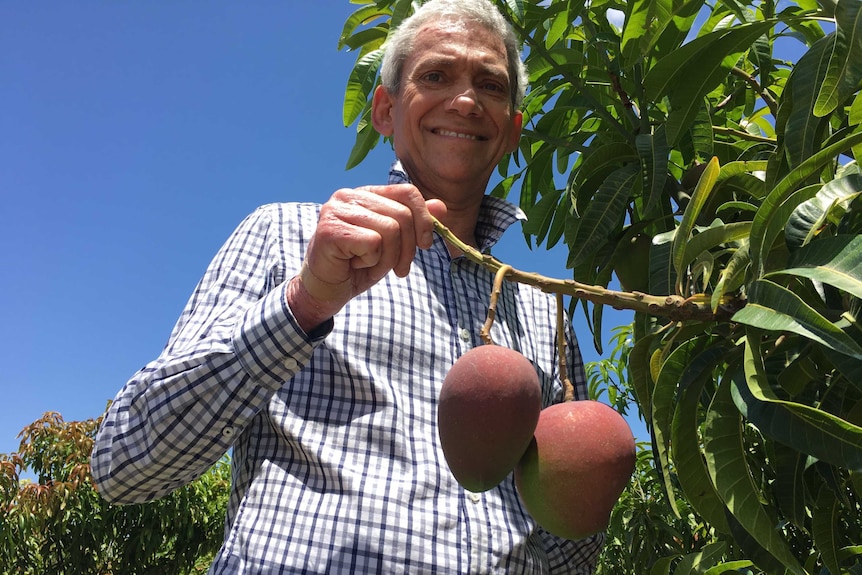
[813,0,862,117]
[673,157,720,294]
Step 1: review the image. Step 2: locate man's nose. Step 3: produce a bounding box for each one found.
[447,86,482,116]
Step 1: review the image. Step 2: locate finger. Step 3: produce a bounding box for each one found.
[334,186,425,277]
[314,196,408,283]
[357,184,439,251]
[425,199,448,231]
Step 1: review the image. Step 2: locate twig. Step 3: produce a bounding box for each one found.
[480,265,512,345]
[557,293,575,401]
[432,218,745,322]
[731,66,779,118]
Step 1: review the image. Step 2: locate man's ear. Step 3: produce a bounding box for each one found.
[371,84,395,137]
[506,110,523,153]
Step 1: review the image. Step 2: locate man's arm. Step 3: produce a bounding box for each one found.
[91,205,323,504]
[91,185,444,504]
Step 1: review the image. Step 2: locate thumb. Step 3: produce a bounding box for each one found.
[426,198,447,222]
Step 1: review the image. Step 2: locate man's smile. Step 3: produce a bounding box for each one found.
[433,128,486,141]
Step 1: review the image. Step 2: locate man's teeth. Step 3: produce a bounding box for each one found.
[438,129,479,140]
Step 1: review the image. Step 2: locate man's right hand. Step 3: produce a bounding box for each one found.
[286,184,447,334]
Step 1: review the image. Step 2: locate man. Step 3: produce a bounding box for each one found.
[91,0,603,572]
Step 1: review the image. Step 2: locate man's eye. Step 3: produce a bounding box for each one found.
[483,81,506,93]
[423,72,443,82]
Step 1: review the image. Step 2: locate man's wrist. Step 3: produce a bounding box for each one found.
[285,273,337,335]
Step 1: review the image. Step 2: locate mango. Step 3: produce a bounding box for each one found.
[612,233,651,293]
[437,345,542,492]
[514,400,636,540]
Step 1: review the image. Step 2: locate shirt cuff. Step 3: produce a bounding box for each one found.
[232,287,331,390]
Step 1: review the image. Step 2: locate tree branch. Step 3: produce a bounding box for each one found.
[731,66,779,118]
[433,219,745,323]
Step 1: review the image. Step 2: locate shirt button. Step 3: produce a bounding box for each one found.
[221,426,236,439]
[468,491,481,503]
[283,357,297,370]
[459,328,470,342]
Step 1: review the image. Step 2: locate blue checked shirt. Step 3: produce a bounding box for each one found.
[92,162,603,574]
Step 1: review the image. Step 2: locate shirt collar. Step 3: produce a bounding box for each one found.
[387,159,526,252]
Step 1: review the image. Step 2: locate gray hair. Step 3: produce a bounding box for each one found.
[379,0,528,109]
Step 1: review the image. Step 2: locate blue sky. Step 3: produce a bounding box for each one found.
[1,2,638,458]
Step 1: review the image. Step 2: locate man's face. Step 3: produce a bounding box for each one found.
[372,20,523,201]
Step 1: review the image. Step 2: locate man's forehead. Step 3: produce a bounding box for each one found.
[409,20,508,67]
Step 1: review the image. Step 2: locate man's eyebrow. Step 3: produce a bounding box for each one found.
[413,55,457,69]
[413,56,509,81]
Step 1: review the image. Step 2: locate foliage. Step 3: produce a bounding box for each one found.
[340,0,862,573]
[0,411,230,575]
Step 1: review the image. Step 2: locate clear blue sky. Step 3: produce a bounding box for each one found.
[1,2,638,458]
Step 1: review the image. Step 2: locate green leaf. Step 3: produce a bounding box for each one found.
[644,21,775,144]
[785,174,862,249]
[545,1,572,48]
[824,326,862,394]
[523,188,563,245]
[814,0,862,117]
[702,560,756,575]
[783,35,832,168]
[672,344,733,534]
[489,171,522,200]
[812,486,843,575]
[652,338,708,520]
[650,555,677,575]
[340,25,388,52]
[343,48,384,127]
[703,373,809,575]
[345,114,381,170]
[629,331,659,428]
[770,234,862,300]
[570,142,639,206]
[621,0,705,63]
[502,0,525,23]
[711,239,750,313]
[522,144,555,213]
[546,192,571,249]
[687,103,714,161]
[772,444,809,529]
[636,130,670,217]
[732,279,862,358]
[672,541,727,575]
[388,0,413,31]
[673,156,720,295]
[338,5,390,50]
[750,128,862,276]
[643,21,767,99]
[567,164,639,268]
[733,331,862,472]
[681,221,752,275]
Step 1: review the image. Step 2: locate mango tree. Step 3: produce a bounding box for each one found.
[0,411,229,574]
[340,0,862,573]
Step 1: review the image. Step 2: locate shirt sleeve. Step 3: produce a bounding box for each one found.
[90,204,328,504]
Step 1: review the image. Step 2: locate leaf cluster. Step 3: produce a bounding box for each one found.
[0,410,230,575]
